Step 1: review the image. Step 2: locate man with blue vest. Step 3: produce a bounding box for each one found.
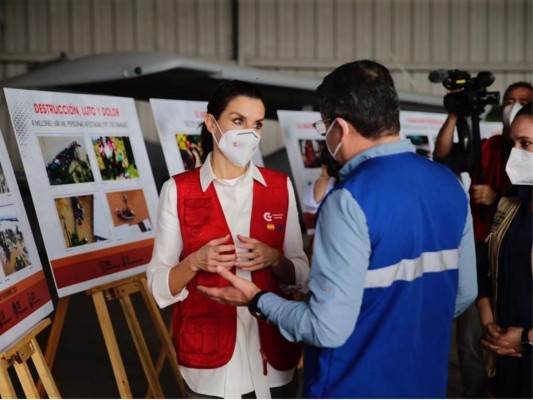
[198,60,477,398]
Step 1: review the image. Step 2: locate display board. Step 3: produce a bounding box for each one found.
[399,111,449,159]
[0,128,53,351]
[4,89,159,297]
[479,121,502,139]
[279,109,504,210]
[400,111,502,160]
[150,98,263,177]
[277,110,323,210]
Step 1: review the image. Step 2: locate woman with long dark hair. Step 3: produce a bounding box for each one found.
[147,80,308,398]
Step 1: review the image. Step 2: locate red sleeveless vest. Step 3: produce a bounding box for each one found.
[172,167,302,371]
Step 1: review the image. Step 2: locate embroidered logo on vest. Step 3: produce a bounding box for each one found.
[263,212,285,230]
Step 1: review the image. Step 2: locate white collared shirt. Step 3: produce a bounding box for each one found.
[147,154,309,398]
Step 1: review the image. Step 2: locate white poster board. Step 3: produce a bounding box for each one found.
[277,110,323,210]
[279,109,504,210]
[400,111,503,160]
[479,121,502,139]
[0,128,53,351]
[4,89,159,297]
[399,111,449,159]
[150,99,263,177]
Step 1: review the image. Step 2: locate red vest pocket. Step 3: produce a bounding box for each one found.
[177,313,236,368]
[183,198,212,227]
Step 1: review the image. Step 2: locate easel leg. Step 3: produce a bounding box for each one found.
[144,315,176,399]
[91,290,132,398]
[1,319,59,399]
[0,360,17,399]
[146,316,173,397]
[13,361,39,398]
[43,296,70,368]
[118,294,164,398]
[31,337,61,398]
[37,296,70,397]
[139,277,185,396]
[147,339,167,399]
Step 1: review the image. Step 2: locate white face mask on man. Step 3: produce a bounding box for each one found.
[505,147,533,185]
[325,120,342,160]
[211,117,261,167]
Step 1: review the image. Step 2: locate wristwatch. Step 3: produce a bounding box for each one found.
[521,327,532,352]
[248,291,268,321]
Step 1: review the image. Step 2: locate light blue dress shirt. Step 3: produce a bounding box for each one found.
[259,139,477,347]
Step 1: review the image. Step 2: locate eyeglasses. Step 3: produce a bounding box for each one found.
[312,119,332,136]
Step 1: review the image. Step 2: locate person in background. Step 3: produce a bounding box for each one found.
[302,146,340,256]
[476,102,533,398]
[434,81,533,398]
[303,146,340,215]
[146,80,309,399]
[198,60,477,398]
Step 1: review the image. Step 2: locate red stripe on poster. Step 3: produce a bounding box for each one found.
[50,239,154,289]
[0,271,51,335]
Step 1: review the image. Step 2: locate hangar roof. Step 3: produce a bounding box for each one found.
[1,52,444,119]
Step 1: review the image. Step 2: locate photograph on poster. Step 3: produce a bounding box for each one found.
[38,136,94,186]
[406,134,432,159]
[299,139,326,168]
[54,194,108,248]
[0,210,31,277]
[106,189,153,240]
[5,88,159,297]
[0,161,9,194]
[176,133,203,170]
[91,136,139,181]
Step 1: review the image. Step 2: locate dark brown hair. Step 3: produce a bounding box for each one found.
[503,81,533,103]
[316,60,400,139]
[199,80,265,163]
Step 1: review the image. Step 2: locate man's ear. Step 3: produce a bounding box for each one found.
[336,117,351,140]
[337,117,365,141]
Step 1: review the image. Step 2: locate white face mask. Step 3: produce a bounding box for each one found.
[502,102,523,128]
[505,147,533,185]
[212,118,261,167]
[325,120,342,160]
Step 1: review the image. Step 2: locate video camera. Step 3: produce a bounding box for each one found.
[428,69,500,116]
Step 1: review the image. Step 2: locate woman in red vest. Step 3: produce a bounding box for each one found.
[147,80,309,399]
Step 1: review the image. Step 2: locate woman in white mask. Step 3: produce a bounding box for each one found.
[147,80,308,399]
[433,81,532,399]
[476,102,533,398]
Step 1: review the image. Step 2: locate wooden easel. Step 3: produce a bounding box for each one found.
[38,274,184,398]
[0,318,60,399]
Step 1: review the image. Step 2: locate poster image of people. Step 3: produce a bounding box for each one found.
[38,136,94,186]
[176,133,203,170]
[0,212,31,277]
[299,139,326,168]
[54,195,107,249]
[106,189,153,239]
[0,162,9,194]
[92,136,139,181]
[406,134,432,159]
